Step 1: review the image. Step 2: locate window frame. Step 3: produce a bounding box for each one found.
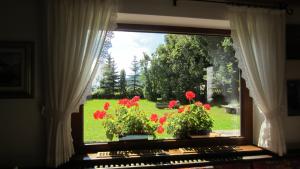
[71,23,253,154]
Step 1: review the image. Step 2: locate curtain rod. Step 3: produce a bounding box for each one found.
[172,0,293,15]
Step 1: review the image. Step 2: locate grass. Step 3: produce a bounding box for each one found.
[84,99,240,143]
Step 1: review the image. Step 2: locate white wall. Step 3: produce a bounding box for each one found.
[0,0,45,167]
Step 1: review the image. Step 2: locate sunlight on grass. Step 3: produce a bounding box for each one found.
[84,99,240,143]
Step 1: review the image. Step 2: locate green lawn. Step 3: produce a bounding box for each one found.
[84,99,240,143]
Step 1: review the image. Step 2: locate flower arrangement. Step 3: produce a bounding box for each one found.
[93,96,166,140]
[166,91,213,138]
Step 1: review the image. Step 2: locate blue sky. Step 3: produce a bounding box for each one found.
[108,31,165,74]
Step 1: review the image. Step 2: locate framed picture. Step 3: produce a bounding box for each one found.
[287,80,300,116]
[286,24,300,60]
[0,41,34,98]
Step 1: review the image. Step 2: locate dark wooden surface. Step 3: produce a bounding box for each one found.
[64,145,274,169]
[116,23,231,36]
[241,78,253,144]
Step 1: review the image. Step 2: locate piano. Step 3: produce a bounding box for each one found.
[67,145,274,168]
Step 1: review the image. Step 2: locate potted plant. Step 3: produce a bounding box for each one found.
[93,96,166,141]
[166,91,213,139]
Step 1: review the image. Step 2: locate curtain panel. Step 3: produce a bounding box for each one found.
[45,0,117,167]
[228,6,286,155]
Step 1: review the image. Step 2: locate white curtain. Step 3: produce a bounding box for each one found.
[45,0,117,167]
[228,7,286,155]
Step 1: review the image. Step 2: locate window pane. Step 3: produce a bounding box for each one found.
[84,31,240,143]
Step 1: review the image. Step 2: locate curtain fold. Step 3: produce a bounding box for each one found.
[45,0,117,167]
[228,6,286,155]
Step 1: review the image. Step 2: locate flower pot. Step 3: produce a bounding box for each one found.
[189,129,212,138]
[174,129,212,139]
[119,134,152,141]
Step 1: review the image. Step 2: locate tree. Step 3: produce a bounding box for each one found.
[140,53,157,101]
[100,54,119,97]
[92,31,114,94]
[147,34,211,103]
[207,37,239,104]
[128,56,142,96]
[100,31,114,61]
[119,69,127,97]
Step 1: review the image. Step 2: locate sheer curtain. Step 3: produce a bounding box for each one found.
[228,6,286,155]
[45,0,117,167]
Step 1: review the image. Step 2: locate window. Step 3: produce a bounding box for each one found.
[71,24,252,153]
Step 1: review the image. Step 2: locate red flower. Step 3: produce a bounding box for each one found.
[185,91,196,100]
[195,101,202,107]
[118,98,130,106]
[93,110,106,119]
[159,116,167,125]
[157,125,165,134]
[168,100,177,109]
[131,102,139,107]
[93,110,100,119]
[178,107,185,113]
[150,113,158,122]
[203,104,211,110]
[125,100,139,108]
[103,102,110,110]
[131,96,140,102]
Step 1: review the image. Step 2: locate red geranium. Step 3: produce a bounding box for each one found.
[178,107,185,113]
[195,101,202,107]
[93,110,106,119]
[168,100,177,109]
[159,116,167,125]
[103,102,110,110]
[185,91,196,100]
[118,98,130,106]
[150,113,158,122]
[157,125,165,134]
[131,96,140,102]
[125,100,139,108]
[203,104,211,110]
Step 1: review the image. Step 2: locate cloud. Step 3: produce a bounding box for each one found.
[93,31,165,87]
[108,31,165,74]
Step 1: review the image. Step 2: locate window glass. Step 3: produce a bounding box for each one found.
[84,31,240,143]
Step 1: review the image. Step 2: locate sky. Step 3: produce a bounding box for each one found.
[108,31,165,74]
[93,31,165,86]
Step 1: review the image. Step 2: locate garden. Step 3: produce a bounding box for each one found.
[84,95,240,142]
[84,32,241,142]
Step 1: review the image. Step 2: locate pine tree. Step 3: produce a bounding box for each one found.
[100,54,119,96]
[128,56,141,96]
[140,53,156,100]
[119,69,127,97]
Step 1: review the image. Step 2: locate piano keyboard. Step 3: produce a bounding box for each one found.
[68,145,273,169]
[91,155,272,168]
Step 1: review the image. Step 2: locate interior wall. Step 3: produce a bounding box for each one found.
[0,0,299,167]
[284,6,300,149]
[0,0,45,167]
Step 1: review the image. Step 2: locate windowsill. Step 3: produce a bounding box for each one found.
[82,136,248,153]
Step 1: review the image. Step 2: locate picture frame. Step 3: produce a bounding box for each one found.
[0,41,34,98]
[286,24,300,60]
[287,80,300,116]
